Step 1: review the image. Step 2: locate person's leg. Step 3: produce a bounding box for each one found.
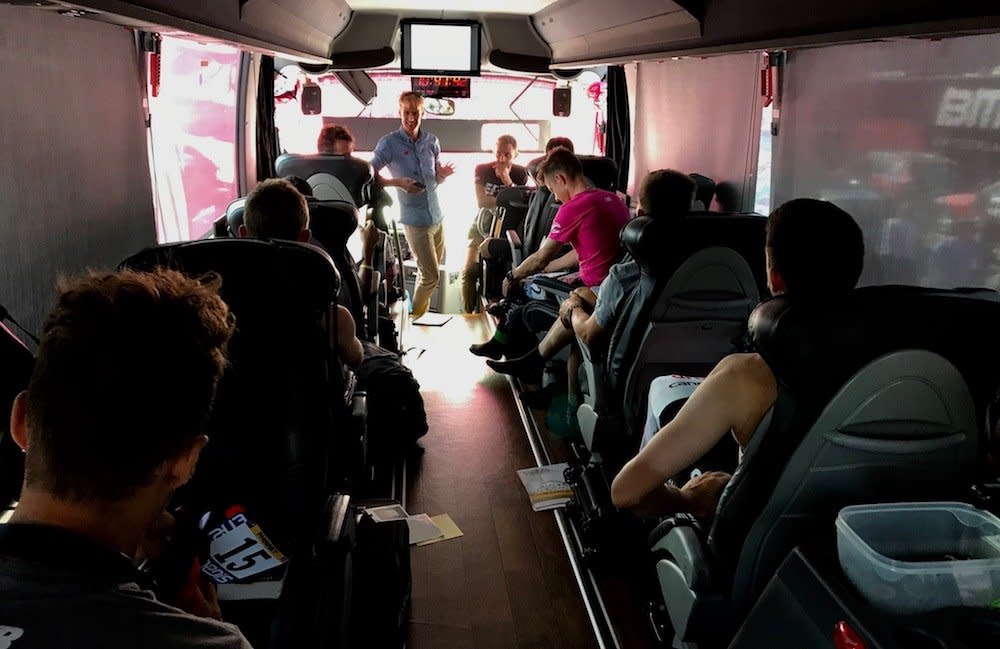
[433,221,446,266]
[486,309,573,379]
[538,318,576,358]
[403,224,440,320]
[567,342,582,406]
[461,232,484,313]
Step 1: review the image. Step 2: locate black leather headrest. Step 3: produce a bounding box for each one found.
[496,186,535,211]
[621,212,768,290]
[308,199,359,254]
[222,197,356,248]
[119,238,340,314]
[274,153,374,206]
[750,286,1000,407]
[578,155,618,192]
[689,173,717,208]
[525,155,617,192]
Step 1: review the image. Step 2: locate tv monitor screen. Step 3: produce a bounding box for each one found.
[401,20,481,77]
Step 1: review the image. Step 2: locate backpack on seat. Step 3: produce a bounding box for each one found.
[354,341,427,461]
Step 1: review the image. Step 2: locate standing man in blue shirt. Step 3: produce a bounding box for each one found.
[371,91,455,319]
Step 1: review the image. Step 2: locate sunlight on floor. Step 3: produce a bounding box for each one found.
[405,314,501,404]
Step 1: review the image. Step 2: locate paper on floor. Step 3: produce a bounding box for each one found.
[407,513,444,544]
[415,514,464,547]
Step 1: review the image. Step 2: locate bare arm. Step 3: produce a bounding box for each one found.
[476,183,497,209]
[542,248,579,273]
[572,287,598,308]
[512,237,564,280]
[336,305,364,369]
[570,305,607,347]
[610,354,775,516]
[358,221,378,298]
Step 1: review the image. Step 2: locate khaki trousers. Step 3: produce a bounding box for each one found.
[403,223,445,319]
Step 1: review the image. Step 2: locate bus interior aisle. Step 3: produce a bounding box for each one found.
[401,314,598,649]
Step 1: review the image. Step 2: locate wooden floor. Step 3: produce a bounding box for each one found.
[403,314,598,649]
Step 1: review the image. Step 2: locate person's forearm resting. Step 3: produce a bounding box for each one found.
[610,364,742,514]
[512,238,562,280]
[571,307,604,347]
[542,248,578,273]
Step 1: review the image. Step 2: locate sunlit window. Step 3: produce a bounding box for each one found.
[148,37,240,242]
[754,104,773,215]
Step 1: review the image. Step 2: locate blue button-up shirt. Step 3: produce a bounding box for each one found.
[371,128,444,227]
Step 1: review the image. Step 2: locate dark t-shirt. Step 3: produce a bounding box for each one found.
[0,524,252,649]
[474,163,529,197]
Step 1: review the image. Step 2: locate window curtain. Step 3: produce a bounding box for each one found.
[605,65,631,194]
[255,55,278,182]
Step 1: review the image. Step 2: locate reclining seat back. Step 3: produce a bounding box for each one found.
[495,186,534,239]
[275,153,375,208]
[577,214,766,454]
[0,321,34,508]
[484,187,535,296]
[620,213,767,437]
[222,197,367,340]
[713,287,1000,612]
[120,239,344,554]
[688,173,717,211]
[579,155,618,193]
[308,200,367,339]
[516,187,558,266]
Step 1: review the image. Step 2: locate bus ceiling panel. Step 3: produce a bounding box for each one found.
[695,0,1000,56]
[345,0,558,14]
[327,11,397,70]
[484,14,550,60]
[534,0,701,66]
[28,0,351,63]
[542,0,1000,67]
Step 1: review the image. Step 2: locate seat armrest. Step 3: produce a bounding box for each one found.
[315,494,356,557]
[650,514,712,591]
[506,229,522,249]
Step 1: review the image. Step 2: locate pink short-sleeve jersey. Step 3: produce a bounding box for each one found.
[548,188,630,286]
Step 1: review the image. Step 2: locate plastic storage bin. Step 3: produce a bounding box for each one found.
[836,502,1000,614]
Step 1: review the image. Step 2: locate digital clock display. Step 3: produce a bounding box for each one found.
[410,76,472,99]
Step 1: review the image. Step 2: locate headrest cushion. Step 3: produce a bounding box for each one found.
[750,286,1000,405]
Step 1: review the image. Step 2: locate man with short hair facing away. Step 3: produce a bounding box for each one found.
[370,92,455,320]
[487,170,696,390]
[611,199,865,519]
[0,269,252,648]
[317,124,355,156]
[240,178,364,369]
[462,134,530,312]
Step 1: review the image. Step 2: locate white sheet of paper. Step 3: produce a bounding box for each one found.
[406,513,444,544]
[367,504,409,523]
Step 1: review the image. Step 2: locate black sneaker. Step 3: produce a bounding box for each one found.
[486,354,544,384]
[469,338,505,360]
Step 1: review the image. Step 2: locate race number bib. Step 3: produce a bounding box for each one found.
[201,511,286,584]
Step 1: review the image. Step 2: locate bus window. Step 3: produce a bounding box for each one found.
[754,103,773,214]
[771,33,1000,289]
[148,37,240,242]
